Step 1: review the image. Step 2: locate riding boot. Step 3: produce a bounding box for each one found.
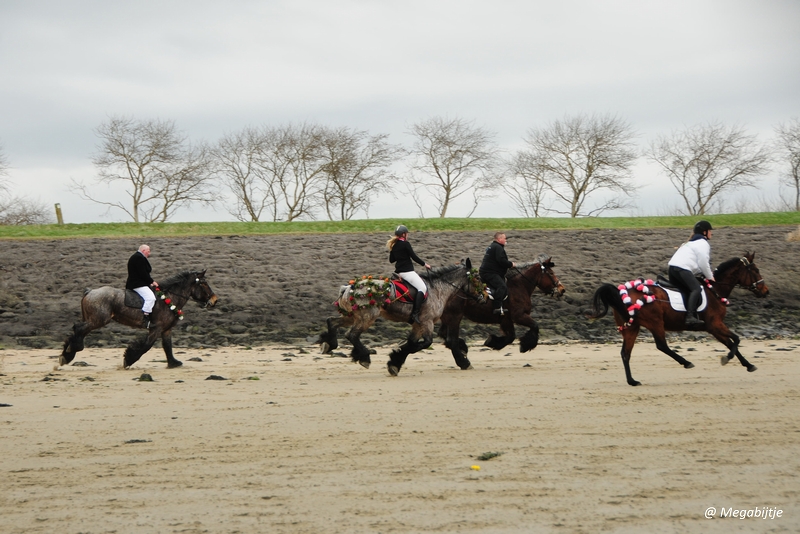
[684,312,704,327]
[142,313,151,329]
[409,292,424,324]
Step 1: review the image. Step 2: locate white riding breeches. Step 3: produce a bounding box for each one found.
[133,286,156,314]
[398,271,427,294]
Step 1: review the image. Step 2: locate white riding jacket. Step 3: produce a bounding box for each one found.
[668,237,713,280]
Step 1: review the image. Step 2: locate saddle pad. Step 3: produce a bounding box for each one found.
[659,286,707,312]
[124,289,144,309]
[391,280,415,303]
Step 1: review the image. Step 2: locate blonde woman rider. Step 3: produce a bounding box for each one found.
[387,225,431,324]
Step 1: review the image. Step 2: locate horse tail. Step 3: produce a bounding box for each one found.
[588,283,627,319]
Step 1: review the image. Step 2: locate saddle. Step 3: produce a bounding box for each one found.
[124,289,144,309]
[389,274,425,303]
[655,276,707,312]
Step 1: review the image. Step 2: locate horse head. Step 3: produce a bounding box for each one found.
[737,252,769,297]
[516,256,566,299]
[713,252,769,298]
[538,256,566,298]
[190,270,219,308]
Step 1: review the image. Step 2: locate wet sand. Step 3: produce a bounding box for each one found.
[1,339,798,533]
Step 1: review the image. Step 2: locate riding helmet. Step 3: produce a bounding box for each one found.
[395,225,409,236]
[694,220,713,234]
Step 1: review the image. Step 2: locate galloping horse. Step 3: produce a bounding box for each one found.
[318,259,483,376]
[437,257,565,369]
[589,253,769,386]
[60,270,218,369]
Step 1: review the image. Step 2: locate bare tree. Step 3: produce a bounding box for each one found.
[647,122,771,215]
[522,114,637,218]
[261,123,328,222]
[319,128,400,220]
[0,142,10,194]
[0,196,55,225]
[774,118,800,211]
[407,116,501,218]
[213,127,277,222]
[71,117,216,222]
[504,150,550,217]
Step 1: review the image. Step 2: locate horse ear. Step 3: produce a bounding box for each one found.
[746,252,755,262]
[465,258,472,269]
[199,269,207,278]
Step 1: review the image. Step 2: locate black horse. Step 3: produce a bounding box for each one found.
[438,258,565,369]
[60,270,217,369]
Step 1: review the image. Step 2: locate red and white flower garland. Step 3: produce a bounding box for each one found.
[153,284,184,320]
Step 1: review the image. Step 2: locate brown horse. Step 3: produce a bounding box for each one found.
[60,270,218,369]
[589,253,769,386]
[318,259,483,376]
[437,257,565,369]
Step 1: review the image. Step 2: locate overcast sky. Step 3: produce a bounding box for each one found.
[1,0,799,223]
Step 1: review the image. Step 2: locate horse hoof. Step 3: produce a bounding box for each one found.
[684,362,695,369]
[628,380,642,387]
[720,355,733,366]
[358,360,370,369]
[168,360,183,369]
[747,365,757,373]
[387,364,399,377]
[320,342,330,354]
[462,365,474,370]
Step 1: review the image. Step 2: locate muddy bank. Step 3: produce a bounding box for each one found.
[1,226,798,351]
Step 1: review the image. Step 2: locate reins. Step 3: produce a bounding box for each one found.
[511,263,559,296]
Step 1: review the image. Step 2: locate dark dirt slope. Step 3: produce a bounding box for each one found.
[1,226,798,350]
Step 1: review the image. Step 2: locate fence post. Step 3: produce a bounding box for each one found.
[54,203,64,225]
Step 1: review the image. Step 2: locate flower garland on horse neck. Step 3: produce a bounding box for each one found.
[153,284,184,320]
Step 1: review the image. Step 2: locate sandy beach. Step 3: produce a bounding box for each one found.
[1,338,798,533]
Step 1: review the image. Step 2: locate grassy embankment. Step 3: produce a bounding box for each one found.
[1,212,799,240]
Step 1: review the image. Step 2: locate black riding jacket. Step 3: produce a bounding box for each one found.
[126,251,154,290]
[389,239,426,273]
[479,241,513,278]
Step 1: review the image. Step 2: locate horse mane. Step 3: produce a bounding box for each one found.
[714,257,742,276]
[506,254,549,279]
[420,263,464,282]
[158,271,199,291]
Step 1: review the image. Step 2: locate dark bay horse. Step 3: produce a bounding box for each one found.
[318,259,483,376]
[589,253,769,386]
[437,257,566,369]
[60,270,218,369]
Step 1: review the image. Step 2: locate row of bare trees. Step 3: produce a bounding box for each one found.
[0,142,54,225]
[4,114,799,224]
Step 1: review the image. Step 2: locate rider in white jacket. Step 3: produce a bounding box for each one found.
[668,221,715,326]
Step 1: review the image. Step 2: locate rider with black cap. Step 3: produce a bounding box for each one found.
[387,225,431,324]
[668,220,715,326]
[479,232,516,315]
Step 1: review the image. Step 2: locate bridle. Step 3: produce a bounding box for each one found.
[162,276,215,307]
[512,263,561,297]
[712,257,765,294]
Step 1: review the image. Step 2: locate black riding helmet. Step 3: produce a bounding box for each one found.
[395,224,409,236]
[694,220,713,235]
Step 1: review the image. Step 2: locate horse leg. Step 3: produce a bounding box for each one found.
[60,321,94,366]
[708,326,757,372]
[346,327,371,369]
[649,326,694,369]
[513,314,540,353]
[441,321,472,370]
[319,316,343,354]
[387,330,433,376]
[123,330,160,369]
[161,330,182,369]
[619,324,642,386]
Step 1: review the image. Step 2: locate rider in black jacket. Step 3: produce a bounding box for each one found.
[479,232,516,315]
[388,225,431,324]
